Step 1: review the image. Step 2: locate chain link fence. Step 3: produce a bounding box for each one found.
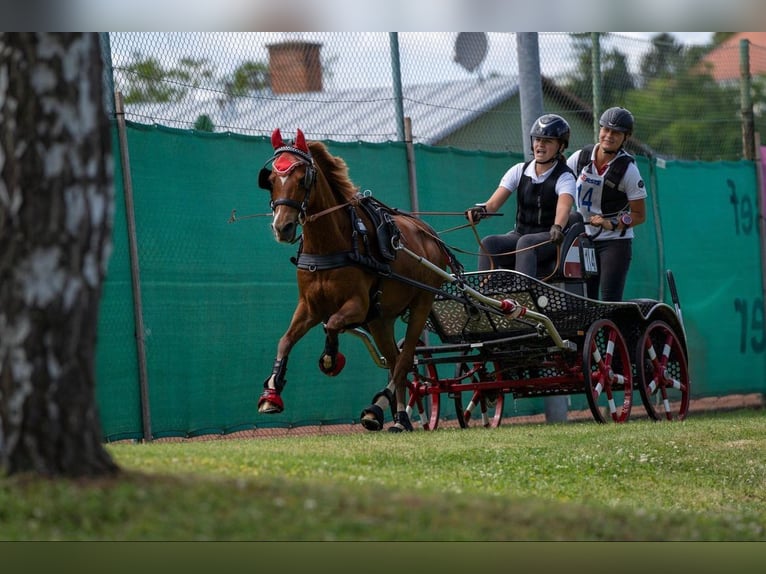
[106,32,765,160]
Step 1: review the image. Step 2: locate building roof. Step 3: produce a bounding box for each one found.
[700,32,766,83]
[126,75,523,146]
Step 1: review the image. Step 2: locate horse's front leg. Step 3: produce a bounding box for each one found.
[318,326,346,376]
[259,302,319,414]
[317,297,368,377]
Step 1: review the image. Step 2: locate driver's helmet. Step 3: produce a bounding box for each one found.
[529,114,570,151]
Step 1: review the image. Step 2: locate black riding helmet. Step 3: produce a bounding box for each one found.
[599,107,634,136]
[529,114,570,153]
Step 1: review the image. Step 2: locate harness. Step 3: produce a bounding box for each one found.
[261,142,467,318]
[291,195,401,272]
[576,144,634,216]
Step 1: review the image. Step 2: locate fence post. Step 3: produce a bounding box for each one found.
[518,32,568,423]
[115,91,153,443]
[740,39,755,160]
[591,32,602,141]
[389,32,405,143]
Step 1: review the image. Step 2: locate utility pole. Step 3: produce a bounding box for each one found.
[517,32,568,423]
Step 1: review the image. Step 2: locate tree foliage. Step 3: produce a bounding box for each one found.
[563,33,635,109]
[120,52,214,104]
[222,61,270,96]
[563,32,764,160]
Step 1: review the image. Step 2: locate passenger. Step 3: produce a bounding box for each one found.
[566,106,647,302]
[465,113,576,278]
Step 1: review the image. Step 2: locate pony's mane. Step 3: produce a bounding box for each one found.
[308,141,358,200]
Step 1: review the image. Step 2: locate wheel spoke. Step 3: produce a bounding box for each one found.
[636,320,690,421]
[583,319,633,423]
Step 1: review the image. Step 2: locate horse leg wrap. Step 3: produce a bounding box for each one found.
[318,334,346,376]
[359,387,395,431]
[259,357,288,414]
[388,410,414,433]
[264,357,288,393]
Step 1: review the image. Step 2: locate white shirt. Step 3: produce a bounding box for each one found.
[498,160,577,200]
[567,147,647,240]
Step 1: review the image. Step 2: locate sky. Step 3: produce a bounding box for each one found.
[1,0,763,33]
[106,32,718,93]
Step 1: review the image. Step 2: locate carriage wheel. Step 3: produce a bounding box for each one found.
[582,318,633,423]
[452,359,504,428]
[636,320,690,421]
[404,343,441,430]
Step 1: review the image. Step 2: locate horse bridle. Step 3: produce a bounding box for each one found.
[258,146,316,222]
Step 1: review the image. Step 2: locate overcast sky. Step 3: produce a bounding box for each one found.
[3,0,759,34]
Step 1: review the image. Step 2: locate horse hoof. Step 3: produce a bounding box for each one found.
[319,352,346,376]
[388,410,413,433]
[258,389,284,414]
[359,405,384,431]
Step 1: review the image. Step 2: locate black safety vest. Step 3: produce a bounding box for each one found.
[515,158,572,234]
[575,144,634,216]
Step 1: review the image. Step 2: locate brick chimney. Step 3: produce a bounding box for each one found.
[266,41,323,94]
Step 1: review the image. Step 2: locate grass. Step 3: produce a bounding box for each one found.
[0,409,764,541]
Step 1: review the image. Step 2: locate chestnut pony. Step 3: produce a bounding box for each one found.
[257,129,450,431]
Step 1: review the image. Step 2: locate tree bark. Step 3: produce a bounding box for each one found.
[0,33,119,477]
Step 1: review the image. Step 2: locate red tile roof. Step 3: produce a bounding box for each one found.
[701,32,766,82]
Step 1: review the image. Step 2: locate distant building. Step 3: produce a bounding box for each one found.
[124,40,597,154]
[700,32,766,85]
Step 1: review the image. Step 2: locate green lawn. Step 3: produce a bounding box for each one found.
[1,409,764,541]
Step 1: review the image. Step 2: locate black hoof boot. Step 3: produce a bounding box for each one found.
[360,405,384,431]
[388,410,413,433]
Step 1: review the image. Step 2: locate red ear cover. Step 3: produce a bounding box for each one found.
[271,128,284,149]
[295,129,309,153]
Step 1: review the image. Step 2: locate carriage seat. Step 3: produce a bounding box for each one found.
[536,212,597,295]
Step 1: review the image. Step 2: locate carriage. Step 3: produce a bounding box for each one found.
[350,231,690,429]
[256,129,691,432]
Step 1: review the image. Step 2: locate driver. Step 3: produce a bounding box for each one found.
[465,113,576,278]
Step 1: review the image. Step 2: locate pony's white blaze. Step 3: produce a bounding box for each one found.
[270,202,300,243]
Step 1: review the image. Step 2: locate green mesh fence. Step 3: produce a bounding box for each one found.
[96,123,766,441]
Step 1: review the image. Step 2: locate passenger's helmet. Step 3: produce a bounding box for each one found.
[529,114,570,150]
[599,107,634,135]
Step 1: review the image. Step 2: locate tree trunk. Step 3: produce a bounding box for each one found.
[0,33,119,477]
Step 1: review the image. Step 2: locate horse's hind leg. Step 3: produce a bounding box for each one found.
[359,326,400,431]
[360,317,421,433]
[386,295,435,433]
[360,381,396,431]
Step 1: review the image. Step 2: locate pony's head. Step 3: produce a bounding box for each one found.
[259,128,317,243]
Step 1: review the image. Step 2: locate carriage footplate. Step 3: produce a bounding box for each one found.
[359,388,395,431]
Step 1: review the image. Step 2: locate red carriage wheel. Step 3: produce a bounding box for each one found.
[452,358,504,428]
[636,320,690,421]
[582,318,633,423]
[403,340,441,430]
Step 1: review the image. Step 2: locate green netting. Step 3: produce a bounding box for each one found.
[95,123,766,441]
[652,159,765,397]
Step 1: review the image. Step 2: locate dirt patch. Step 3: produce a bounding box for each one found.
[146,393,764,443]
